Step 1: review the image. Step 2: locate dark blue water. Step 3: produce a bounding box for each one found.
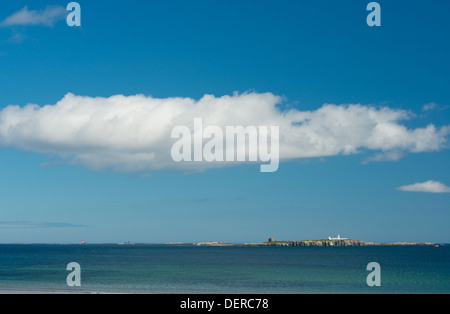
[0,245,449,293]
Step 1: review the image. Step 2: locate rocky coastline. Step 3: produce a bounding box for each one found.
[239,239,435,247]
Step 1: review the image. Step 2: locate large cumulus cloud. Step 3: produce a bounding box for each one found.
[0,92,448,172]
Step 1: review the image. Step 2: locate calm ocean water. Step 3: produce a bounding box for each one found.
[0,245,449,294]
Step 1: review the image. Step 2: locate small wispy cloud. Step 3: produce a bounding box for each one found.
[422,102,449,112]
[0,221,87,229]
[363,150,406,164]
[397,181,450,194]
[8,29,27,43]
[0,5,67,27]
[423,103,438,111]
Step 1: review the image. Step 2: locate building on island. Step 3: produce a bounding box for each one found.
[328,234,348,240]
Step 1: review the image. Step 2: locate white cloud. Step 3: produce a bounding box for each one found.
[397,181,450,193]
[423,103,438,111]
[0,5,66,27]
[8,29,27,43]
[362,150,406,164]
[422,102,449,112]
[0,92,449,172]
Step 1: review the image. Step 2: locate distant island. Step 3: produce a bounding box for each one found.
[238,239,436,247]
[189,238,436,247]
[0,235,438,247]
[117,237,436,247]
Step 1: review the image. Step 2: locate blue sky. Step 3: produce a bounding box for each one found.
[0,0,449,244]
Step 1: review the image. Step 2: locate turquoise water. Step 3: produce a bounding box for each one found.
[0,245,449,293]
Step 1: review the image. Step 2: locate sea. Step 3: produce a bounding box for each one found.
[0,244,449,294]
